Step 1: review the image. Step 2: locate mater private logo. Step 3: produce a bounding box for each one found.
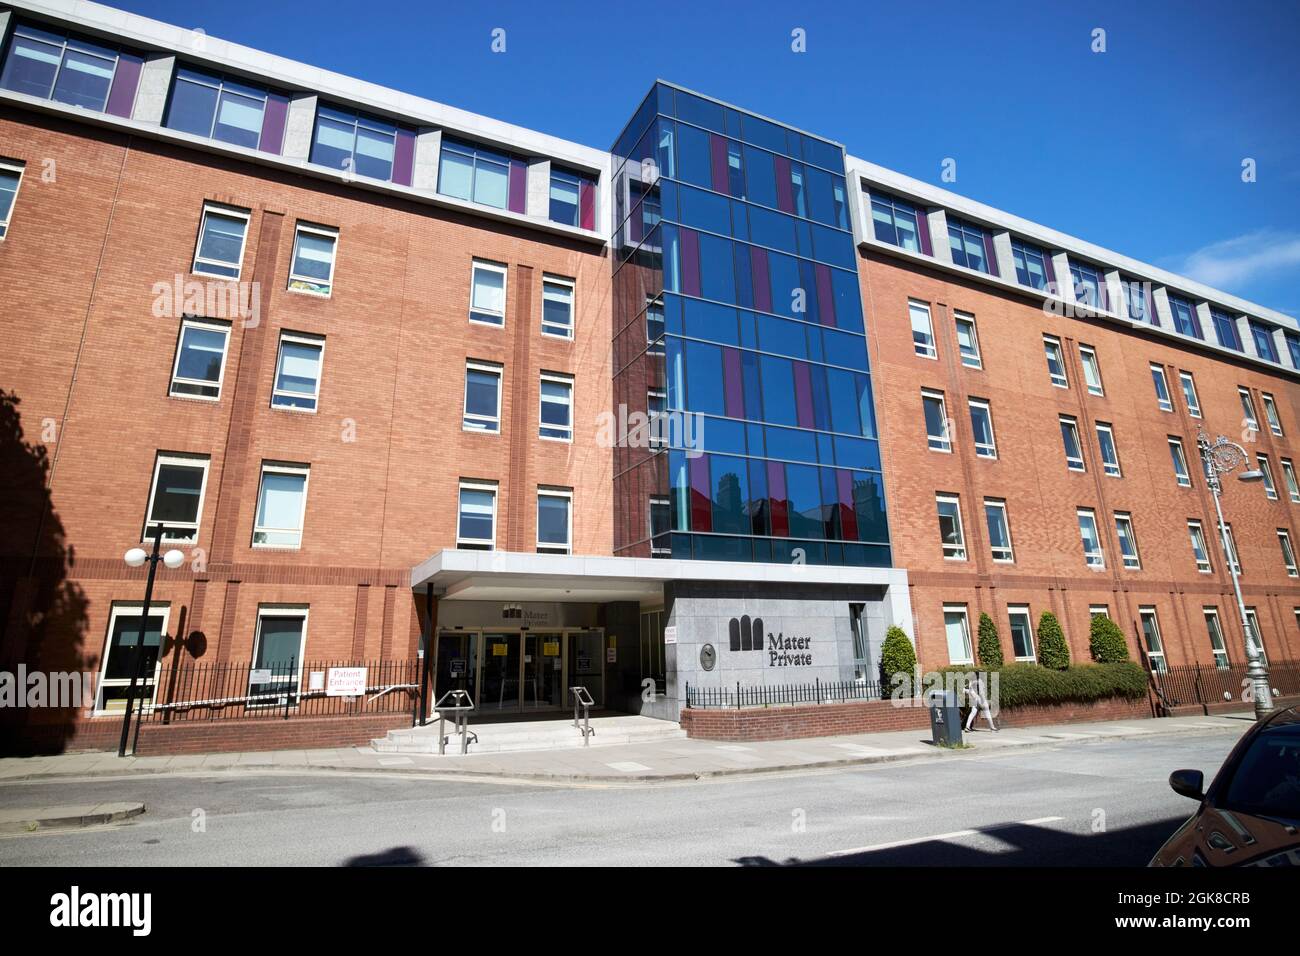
[727,616,813,667]
[49,886,152,936]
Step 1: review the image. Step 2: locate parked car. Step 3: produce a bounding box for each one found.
[1150,705,1300,866]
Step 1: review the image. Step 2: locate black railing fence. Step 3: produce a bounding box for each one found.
[126,658,421,723]
[686,678,884,709]
[1149,660,1300,713]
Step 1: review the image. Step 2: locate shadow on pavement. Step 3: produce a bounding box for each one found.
[343,845,427,867]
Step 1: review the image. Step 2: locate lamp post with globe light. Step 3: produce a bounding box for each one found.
[118,523,186,757]
[1196,427,1274,721]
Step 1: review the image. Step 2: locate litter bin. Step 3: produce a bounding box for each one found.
[929,689,963,746]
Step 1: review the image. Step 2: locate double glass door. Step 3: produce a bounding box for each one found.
[434,629,602,714]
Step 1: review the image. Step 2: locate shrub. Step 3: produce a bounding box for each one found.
[976,613,1004,669]
[1089,615,1130,664]
[935,662,1148,708]
[1036,611,1070,670]
[879,626,917,686]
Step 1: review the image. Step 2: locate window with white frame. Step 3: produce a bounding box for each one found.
[1114,512,1141,569]
[969,399,996,458]
[1043,336,1067,388]
[1169,437,1192,487]
[1261,392,1283,436]
[271,332,324,411]
[192,203,250,279]
[0,160,24,239]
[1259,454,1277,499]
[943,605,973,664]
[463,361,502,432]
[1077,508,1104,568]
[143,452,210,544]
[936,494,966,560]
[1008,605,1035,661]
[287,223,338,296]
[1138,608,1167,673]
[985,498,1013,562]
[168,318,230,400]
[249,606,308,707]
[539,372,574,442]
[457,480,497,550]
[954,313,981,368]
[95,603,169,713]
[1279,529,1298,577]
[1096,423,1121,477]
[1079,345,1104,396]
[910,300,936,358]
[649,496,670,554]
[1244,607,1269,667]
[1188,520,1212,573]
[1238,387,1259,433]
[645,297,665,355]
[1219,521,1242,574]
[1089,605,1110,620]
[469,259,507,326]
[1282,458,1300,503]
[1060,416,1085,471]
[542,275,575,339]
[647,388,666,450]
[1203,608,1229,669]
[1150,364,1173,412]
[1179,371,1201,418]
[252,462,309,548]
[536,487,573,554]
[922,390,951,452]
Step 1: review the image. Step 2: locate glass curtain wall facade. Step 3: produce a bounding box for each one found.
[610,83,890,566]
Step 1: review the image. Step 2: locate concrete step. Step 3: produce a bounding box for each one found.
[370,715,685,755]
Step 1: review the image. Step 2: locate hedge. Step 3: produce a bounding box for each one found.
[879,626,917,683]
[934,662,1148,709]
[1036,611,1071,670]
[976,613,1004,669]
[1089,615,1130,664]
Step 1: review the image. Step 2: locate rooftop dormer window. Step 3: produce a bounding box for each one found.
[0,22,136,115]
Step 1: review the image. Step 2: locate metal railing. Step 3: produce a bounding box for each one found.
[685,678,884,710]
[1149,660,1300,714]
[571,686,596,745]
[433,689,476,755]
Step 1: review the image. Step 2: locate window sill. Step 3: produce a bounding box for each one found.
[271,403,319,415]
[252,544,303,552]
[191,267,243,282]
[287,285,332,299]
[168,391,221,404]
[462,426,501,435]
[541,331,575,342]
[539,435,573,444]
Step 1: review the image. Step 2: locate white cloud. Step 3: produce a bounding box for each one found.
[1178,229,1300,289]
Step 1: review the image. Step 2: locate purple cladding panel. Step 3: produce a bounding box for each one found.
[690,454,712,532]
[259,93,289,155]
[767,461,789,537]
[579,179,596,230]
[709,134,730,196]
[1043,251,1057,290]
[105,53,142,118]
[722,348,744,419]
[916,210,933,256]
[836,470,859,541]
[982,233,999,277]
[774,156,794,213]
[391,129,416,187]
[792,362,815,429]
[507,158,527,213]
[750,246,772,313]
[681,229,701,297]
[815,264,836,326]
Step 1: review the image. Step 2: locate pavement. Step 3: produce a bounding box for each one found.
[0,801,145,834]
[0,711,1254,785]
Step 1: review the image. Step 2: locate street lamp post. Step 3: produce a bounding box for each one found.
[1196,427,1274,721]
[118,524,186,757]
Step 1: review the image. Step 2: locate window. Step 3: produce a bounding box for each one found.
[439,138,512,209]
[550,168,595,228]
[1238,387,1259,433]
[95,604,168,714]
[541,276,575,338]
[249,607,308,706]
[1011,239,1051,291]
[310,105,398,181]
[1288,331,1300,370]
[1219,521,1242,574]
[271,332,324,411]
[968,399,996,458]
[1114,513,1141,569]
[1204,608,1229,669]
[1043,336,1067,388]
[1188,520,1212,572]
[165,68,269,150]
[536,488,573,554]
[1243,608,1269,667]
[947,218,994,274]
[1060,416,1085,471]
[1280,530,1298,577]
[1,24,120,112]
[1069,260,1102,307]
[1089,605,1110,620]
[1259,454,1277,499]
[288,224,338,296]
[168,318,230,400]
[954,313,982,368]
[646,298,665,355]
[1123,278,1154,324]
[252,462,309,548]
[457,480,497,549]
[463,361,502,432]
[1210,308,1243,351]
[1168,437,1191,487]
[1139,608,1167,673]
[469,260,507,326]
[1079,345,1104,396]
[871,192,924,253]
[1250,320,1279,363]
[191,204,249,279]
[1262,393,1283,436]
[910,301,936,358]
[1077,508,1104,568]
[649,496,670,554]
[1168,295,1203,339]
[143,453,210,544]
[1282,458,1300,503]
[1008,606,1035,661]
[985,499,1013,562]
[943,605,973,664]
[1150,364,1173,412]
[647,388,666,450]
[936,495,966,560]
[539,372,573,442]
[1095,423,1121,478]
[0,161,23,239]
[1179,371,1201,417]
[922,390,951,452]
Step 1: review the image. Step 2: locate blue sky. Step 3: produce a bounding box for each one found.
[114,0,1300,314]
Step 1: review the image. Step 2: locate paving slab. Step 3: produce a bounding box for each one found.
[0,801,145,833]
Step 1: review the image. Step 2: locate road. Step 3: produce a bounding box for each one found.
[0,731,1238,866]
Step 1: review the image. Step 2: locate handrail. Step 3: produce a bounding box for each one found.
[149,681,418,712]
[434,690,476,755]
[570,686,596,746]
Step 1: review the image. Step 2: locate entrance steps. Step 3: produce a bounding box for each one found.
[370,714,685,755]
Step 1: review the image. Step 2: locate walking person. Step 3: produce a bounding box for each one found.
[964,675,998,732]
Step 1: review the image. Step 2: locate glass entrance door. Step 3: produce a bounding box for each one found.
[567,628,605,708]
[480,632,519,712]
[524,632,565,710]
[434,630,478,708]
